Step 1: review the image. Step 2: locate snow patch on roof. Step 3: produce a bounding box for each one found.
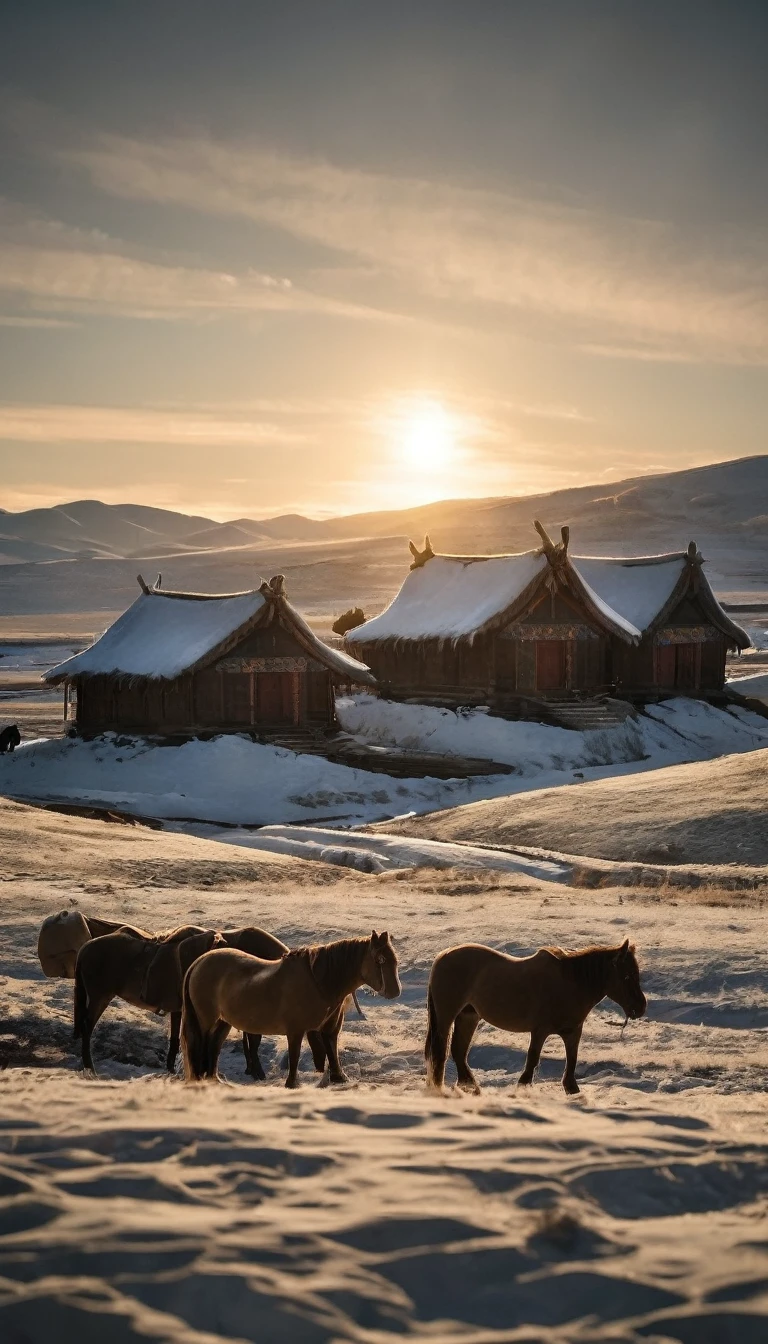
[347,552,548,643]
[572,556,687,636]
[45,589,267,681]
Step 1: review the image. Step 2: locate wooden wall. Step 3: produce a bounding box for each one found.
[355,586,730,707]
[74,622,337,734]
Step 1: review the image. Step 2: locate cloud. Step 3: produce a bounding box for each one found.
[0,314,76,328]
[0,402,311,447]
[0,202,402,325]
[63,131,768,364]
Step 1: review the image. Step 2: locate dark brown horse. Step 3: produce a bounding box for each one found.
[183,930,400,1087]
[425,938,646,1095]
[74,925,219,1073]
[72,923,330,1077]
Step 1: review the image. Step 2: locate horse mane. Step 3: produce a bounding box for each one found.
[291,937,368,1002]
[544,943,635,990]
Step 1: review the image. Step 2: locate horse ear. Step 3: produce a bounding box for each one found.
[614,938,630,960]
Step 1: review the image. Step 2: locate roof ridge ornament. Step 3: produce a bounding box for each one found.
[408,535,434,570]
[534,519,569,566]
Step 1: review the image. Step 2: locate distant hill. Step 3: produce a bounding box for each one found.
[1,455,766,620]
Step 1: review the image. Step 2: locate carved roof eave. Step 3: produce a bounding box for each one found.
[648,559,750,650]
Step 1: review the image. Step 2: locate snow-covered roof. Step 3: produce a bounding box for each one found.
[46,589,268,681]
[346,532,747,649]
[347,552,549,644]
[570,555,687,641]
[45,582,375,685]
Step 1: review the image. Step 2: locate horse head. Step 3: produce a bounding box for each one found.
[362,930,401,999]
[605,939,647,1020]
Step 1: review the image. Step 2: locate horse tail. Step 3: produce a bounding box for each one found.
[73,955,87,1040]
[181,966,206,1081]
[424,986,444,1086]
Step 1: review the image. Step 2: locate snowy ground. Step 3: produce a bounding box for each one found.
[1,695,767,828]
[0,799,766,1342]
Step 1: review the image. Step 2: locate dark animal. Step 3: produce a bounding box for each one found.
[425,938,646,1095]
[0,725,21,753]
[71,922,331,1077]
[74,925,218,1073]
[183,930,400,1087]
[332,606,366,636]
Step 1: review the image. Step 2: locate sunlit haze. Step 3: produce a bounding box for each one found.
[1,3,767,520]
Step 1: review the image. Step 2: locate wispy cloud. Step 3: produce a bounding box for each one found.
[0,402,311,446]
[63,131,768,364]
[0,314,77,328]
[0,202,403,325]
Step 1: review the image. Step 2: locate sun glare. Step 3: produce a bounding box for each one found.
[399,400,456,471]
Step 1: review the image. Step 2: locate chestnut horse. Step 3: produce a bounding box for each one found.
[425,938,646,1095]
[183,930,400,1087]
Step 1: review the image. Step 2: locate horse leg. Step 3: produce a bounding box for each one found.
[78,994,111,1075]
[205,1021,231,1079]
[307,1030,327,1073]
[560,1025,583,1095]
[425,988,455,1091]
[518,1027,548,1087]
[320,1006,347,1084]
[450,1006,481,1093]
[243,1033,266,1080]
[166,1011,181,1073]
[285,1032,304,1089]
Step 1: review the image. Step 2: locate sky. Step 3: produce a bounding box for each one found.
[1,1,767,521]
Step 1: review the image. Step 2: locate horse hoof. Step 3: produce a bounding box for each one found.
[329,1073,349,1085]
[564,1082,580,1096]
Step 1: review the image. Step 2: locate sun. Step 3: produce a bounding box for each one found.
[399,400,456,471]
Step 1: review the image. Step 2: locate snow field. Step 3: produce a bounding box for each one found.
[1,694,767,828]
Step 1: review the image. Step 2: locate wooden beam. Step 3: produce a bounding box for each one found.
[533,519,556,554]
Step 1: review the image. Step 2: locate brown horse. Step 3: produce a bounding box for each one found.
[183,930,400,1087]
[38,909,150,978]
[72,923,329,1077]
[425,938,646,1095]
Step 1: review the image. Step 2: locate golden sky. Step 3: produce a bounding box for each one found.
[1,4,767,520]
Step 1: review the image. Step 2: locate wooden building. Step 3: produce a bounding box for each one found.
[344,523,749,711]
[45,574,374,737]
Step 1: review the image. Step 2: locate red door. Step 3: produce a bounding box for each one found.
[256,671,295,723]
[535,641,567,691]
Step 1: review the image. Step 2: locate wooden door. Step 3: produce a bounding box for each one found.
[256,671,294,723]
[655,645,676,687]
[535,641,567,691]
[675,644,698,689]
[222,672,252,724]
